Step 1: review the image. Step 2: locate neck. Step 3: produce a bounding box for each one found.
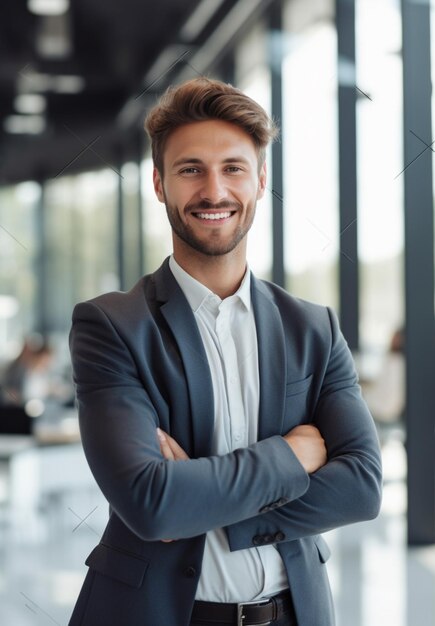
[173,243,247,299]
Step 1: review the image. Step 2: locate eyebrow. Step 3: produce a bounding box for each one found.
[171,156,251,168]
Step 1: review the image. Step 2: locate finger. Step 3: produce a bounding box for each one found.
[164,433,190,460]
[161,539,175,543]
[157,428,175,460]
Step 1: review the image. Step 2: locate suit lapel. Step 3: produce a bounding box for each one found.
[153,261,286,452]
[251,276,287,440]
[154,260,214,457]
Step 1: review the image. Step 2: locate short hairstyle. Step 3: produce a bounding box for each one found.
[144,77,279,174]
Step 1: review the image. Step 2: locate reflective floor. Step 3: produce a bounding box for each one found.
[0,428,434,626]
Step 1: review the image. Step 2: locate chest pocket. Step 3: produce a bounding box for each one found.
[283,374,313,431]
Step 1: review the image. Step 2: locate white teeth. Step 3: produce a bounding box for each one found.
[195,212,232,220]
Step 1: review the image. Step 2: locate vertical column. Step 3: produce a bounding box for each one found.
[220,52,235,85]
[269,0,284,288]
[116,150,125,291]
[35,179,48,335]
[336,0,359,350]
[70,182,81,307]
[136,132,145,277]
[401,0,435,545]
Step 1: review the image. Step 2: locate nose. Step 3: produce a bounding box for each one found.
[199,171,228,204]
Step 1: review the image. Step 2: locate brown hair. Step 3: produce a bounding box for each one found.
[144,77,279,174]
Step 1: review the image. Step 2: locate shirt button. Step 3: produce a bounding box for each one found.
[234,434,242,442]
[184,566,197,578]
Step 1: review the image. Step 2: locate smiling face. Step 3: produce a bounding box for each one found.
[153,119,266,260]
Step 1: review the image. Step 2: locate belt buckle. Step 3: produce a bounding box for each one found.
[237,598,271,626]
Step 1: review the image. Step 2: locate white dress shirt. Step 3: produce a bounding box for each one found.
[169,255,288,603]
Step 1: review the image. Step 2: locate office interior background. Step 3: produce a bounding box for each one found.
[0,0,434,624]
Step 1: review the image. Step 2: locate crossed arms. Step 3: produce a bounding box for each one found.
[158,423,327,543]
[70,299,382,546]
[158,424,327,474]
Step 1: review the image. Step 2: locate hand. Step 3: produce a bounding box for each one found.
[157,428,190,461]
[283,424,327,474]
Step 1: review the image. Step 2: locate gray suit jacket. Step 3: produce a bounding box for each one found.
[68,258,382,626]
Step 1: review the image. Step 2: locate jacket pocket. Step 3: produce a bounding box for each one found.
[314,535,331,564]
[283,374,314,430]
[285,374,313,397]
[85,543,149,588]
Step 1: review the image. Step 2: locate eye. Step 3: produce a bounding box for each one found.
[180,167,200,175]
[225,166,242,173]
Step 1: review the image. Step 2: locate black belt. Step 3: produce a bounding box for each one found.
[191,590,295,625]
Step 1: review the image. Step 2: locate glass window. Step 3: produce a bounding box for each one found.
[430,3,435,311]
[356,0,403,352]
[44,169,118,331]
[235,19,273,280]
[0,182,39,360]
[282,0,339,308]
[121,161,143,287]
[141,155,173,273]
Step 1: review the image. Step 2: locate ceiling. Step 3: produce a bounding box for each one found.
[0,0,248,184]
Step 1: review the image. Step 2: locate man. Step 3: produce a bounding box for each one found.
[69,78,382,626]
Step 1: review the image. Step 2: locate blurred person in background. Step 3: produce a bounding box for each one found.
[1,336,53,405]
[361,327,405,440]
[1,335,74,409]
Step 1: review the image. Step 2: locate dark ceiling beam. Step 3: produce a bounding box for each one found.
[0,0,205,183]
[0,0,279,184]
[176,0,276,82]
[0,121,123,184]
[118,0,278,133]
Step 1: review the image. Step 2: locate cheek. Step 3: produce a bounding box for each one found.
[166,180,197,204]
[230,180,257,203]
[246,176,261,194]
[164,188,194,217]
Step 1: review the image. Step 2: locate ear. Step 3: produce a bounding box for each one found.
[257,161,267,200]
[153,167,165,202]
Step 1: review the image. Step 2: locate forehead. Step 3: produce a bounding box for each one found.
[163,119,258,167]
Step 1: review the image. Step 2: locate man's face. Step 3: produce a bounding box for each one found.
[153,119,266,257]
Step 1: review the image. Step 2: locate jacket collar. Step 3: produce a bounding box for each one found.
[168,254,252,313]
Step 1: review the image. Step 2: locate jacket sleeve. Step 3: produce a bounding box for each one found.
[225,307,383,551]
[70,300,310,542]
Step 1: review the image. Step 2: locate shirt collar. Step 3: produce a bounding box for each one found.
[169,254,251,313]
